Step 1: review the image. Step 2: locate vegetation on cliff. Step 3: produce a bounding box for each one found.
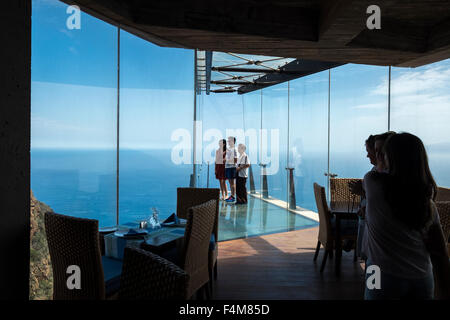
[30,191,53,300]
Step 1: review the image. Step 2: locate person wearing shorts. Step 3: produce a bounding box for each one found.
[215,139,227,200]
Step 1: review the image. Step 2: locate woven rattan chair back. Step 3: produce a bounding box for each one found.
[176,188,220,240]
[330,178,362,210]
[182,199,217,298]
[44,212,105,300]
[436,187,450,202]
[313,183,333,248]
[119,247,188,300]
[436,201,450,242]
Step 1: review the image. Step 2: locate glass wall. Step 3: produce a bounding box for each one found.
[31,0,118,227]
[391,59,450,187]
[119,30,194,223]
[289,71,329,211]
[329,65,389,179]
[242,91,263,196]
[195,59,450,209]
[31,0,450,222]
[262,84,289,203]
[198,92,246,189]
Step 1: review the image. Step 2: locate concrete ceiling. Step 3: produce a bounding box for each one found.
[61,0,450,67]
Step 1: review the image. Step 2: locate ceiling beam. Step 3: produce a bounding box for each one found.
[211,89,237,93]
[60,0,450,67]
[212,67,278,74]
[205,51,212,95]
[428,17,450,52]
[318,0,367,44]
[130,0,319,42]
[348,17,429,53]
[237,59,343,94]
[212,80,263,86]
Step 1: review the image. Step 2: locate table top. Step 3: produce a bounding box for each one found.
[142,228,185,249]
[110,225,185,240]
[103,224,186,259]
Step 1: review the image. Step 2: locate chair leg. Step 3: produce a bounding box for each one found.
[320,250,329,273]
[313,241,321,261]
[329,249,334,259]
[214,262,218,280]
[353,247,358,262]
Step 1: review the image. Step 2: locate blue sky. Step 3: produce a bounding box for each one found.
[31,0,194,149]
[31,0,450,158]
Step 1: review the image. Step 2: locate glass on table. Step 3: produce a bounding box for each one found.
[148,207,162,230]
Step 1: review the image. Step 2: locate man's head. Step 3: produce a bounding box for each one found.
[238,144,246,154]
[365,135,378,166]
[228,136,236,147]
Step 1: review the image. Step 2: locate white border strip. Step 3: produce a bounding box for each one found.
[248,192,319,222]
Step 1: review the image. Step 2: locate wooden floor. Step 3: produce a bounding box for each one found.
[213,226,365,300]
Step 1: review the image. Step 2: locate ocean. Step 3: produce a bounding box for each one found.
[31,148,450,228]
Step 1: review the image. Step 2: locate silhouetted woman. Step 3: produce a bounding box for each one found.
[363,132,449,299]
[215,139,227,200]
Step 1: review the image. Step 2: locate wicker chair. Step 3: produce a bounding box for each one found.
[177,188,220,291]
[330,178,362,210]
[119,247,189,300]
[180,199,217,299]
[45,212,122,300]
[436,187,450,202]
[432,201,450,299]
[313,183,358,272]
[435,201,450,254]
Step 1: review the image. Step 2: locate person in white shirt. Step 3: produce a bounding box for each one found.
[236,144,250,205]
[225,137,238,203]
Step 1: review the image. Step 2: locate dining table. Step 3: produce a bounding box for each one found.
[98,221,186,291]
[101,222,186,260]
[329,201,360,275]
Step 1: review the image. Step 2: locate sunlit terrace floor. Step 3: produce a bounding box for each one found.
[213,226,366,300]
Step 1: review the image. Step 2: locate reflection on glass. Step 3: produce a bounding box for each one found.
[391,59,450,187]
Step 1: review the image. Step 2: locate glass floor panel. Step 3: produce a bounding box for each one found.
[218,197,318,242]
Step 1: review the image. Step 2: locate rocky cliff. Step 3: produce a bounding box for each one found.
[30,190,53,300]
